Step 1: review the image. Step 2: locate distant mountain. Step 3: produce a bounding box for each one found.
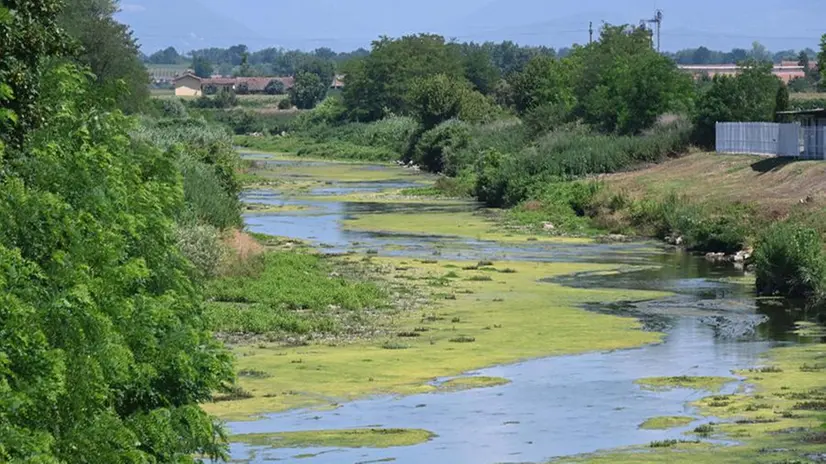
[118,0,265,53]
[119,0,826,54]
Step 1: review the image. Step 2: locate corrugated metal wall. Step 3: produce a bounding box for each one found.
[715,122,801,157]
[801,126,826,160]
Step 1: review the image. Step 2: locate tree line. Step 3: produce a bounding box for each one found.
[1,0,244,462]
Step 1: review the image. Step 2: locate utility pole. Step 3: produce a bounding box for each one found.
[589,21,593,44]
[642,9,664,52]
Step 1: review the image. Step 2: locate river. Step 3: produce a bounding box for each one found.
[227,155,810,464]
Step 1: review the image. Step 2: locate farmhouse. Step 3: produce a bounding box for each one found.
[172,73,203,96]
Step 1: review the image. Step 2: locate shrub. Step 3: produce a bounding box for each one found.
[411,119,471,173]
[473,121,692,207]
[265,79,286,95]
[277,97,292,110]
[175,223,226,280]
[507,181,602,233]
[162,98,188,118]
[363,116,419,155]
[177,154,242,229]
[754,223,826,300]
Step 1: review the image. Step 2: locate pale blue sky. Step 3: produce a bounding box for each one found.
[118,0,826,54]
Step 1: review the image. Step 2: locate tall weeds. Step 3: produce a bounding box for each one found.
[754,223,826,301]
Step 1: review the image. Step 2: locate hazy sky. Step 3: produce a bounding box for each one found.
[118,0,826,54]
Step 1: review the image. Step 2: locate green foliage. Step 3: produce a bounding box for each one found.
[569,25,694,135]
[193,87,238,109]
[297,57,335,93]
[265,79,286,95]
[295,140,400,162]
[290,71,326,109]
[205,252,387,335]
[235,81,250,95]
[130,117,242,228]
[0,63,233,462]
[461,46,501,94]
[411,120,471,174]
[174,223,226,281]
[0,1,67,148]
[342,34,464,121]
[818,33,826,90]
[694,61,784,147]
[362,116,420,155]
[626,194,751,253]
[59,0,150,113]
[277,97,292,110]
[177,153,242,229]
[147,46,184,64]
[754,223,826,300]
[507,182,602,233]
[407,74,493,129]
[192,56,214,78]
[474,121,692,207]
[162,98,189,119]
[509,55,575,116]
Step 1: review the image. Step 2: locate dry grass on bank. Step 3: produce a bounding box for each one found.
[601,152,826,216]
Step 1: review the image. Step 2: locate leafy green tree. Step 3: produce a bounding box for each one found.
[342,34,464,121]
[215,87,239,108]
[407,74,494,130]
[265,79,286,95]
[296,57,335,101]
[1,3,234,463]
[312,47,337,60]
[509,55,575,115]
[58,0,149,113]
[818,33,826,90]
[461,46,501,95]
[0,0,67,149]
[569,24,694,135]
[775,83,790,120]
[749,41,772,63]
[147,46,183,64]
[694,61,783,146]
[290,71,326,109]
[237,52,252,77]
[192,56,214,78]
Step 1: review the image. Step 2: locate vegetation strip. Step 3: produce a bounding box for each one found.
[231,428,436,448]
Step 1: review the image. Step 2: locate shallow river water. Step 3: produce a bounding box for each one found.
[229,157,808,464]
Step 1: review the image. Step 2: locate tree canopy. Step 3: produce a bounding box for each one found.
[1,1,234,462]
[58,0,150,113]
[694,61,787,146]
[342,34,465,121]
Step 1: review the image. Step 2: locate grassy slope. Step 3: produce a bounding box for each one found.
[602,152,826,216]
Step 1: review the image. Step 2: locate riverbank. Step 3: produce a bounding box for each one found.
[213,151,826,463]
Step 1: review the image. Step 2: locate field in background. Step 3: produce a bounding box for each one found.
[790,91,826,101]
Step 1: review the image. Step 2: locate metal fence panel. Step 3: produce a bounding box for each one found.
[715,122,801,157]
[801,126,826,160]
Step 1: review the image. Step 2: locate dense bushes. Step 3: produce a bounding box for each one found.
[694,62,788,147]
[754,223,826,301]
[410,119,471,173]
[622,194,751,253]
[132,118,241,205]
[473,120,692,207]
[0,63,233,461]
